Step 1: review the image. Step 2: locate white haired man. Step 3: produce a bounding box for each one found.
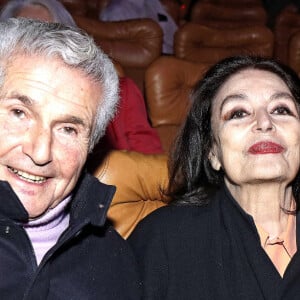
[0,18,141,299]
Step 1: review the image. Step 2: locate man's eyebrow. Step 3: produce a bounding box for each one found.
[1,92,34,105]
[1,92,88,128]
[60,115,86,128]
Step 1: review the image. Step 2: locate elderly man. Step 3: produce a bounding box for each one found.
[0,18,141,299]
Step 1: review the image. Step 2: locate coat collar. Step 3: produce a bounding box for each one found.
[0,180,28,222]
[0,172,116,227]
[69,171,116,227]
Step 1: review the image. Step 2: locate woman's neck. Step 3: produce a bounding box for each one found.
[225,180,295,237]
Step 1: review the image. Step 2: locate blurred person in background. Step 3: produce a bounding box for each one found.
[0,0,76,24]
[99,0,178,54]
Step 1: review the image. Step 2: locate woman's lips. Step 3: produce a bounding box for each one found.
[248,141,284,154]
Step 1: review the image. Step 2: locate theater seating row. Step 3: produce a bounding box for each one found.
[1,0,300,238]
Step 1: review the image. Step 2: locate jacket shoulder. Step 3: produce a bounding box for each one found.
[129,201,216,241]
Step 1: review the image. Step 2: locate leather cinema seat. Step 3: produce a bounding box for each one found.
[145,56,210,153]
[274,7,300,65]
[94,150,169,239]
[86,0,109,19]
[189,2,267,28]
[61,0,109,19]
[74,15,163,93]
[112,60,125,77]
[201,0,262,3]
[60,0,87,17]
[288,31,300,76]
[174,23,274,64]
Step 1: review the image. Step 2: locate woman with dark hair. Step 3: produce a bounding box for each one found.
[129,55,300,299]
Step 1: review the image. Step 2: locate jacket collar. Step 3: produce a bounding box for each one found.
[0,180,28,222]
[0,172,116,227]
[69,171,116,227]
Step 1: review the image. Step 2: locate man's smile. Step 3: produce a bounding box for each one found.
[8,166,47,183]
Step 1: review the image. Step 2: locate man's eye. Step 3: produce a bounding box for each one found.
[12,109,25,118]
[62,126,77,135]
[272,106,293,116]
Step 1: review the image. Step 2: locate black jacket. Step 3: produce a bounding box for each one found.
[0,173,141,300]
[129,185,300,300]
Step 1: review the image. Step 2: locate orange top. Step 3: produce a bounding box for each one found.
[256,213,297,277]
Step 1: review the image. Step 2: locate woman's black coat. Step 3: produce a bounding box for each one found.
[129,186,300,300]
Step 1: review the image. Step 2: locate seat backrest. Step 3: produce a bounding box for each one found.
[190,2,267,27]
[61,0,109,19]
[60,0,87,17]
[288,31,300,76]
[74,15,163,93]
[274,7,300,65]
[201,0,262,3]
[145,56,210,153]
[94,150,169,238]
[86,0,109,19]
[174,23,274,64]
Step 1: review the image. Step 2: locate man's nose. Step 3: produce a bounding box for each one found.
[22,125,53,166]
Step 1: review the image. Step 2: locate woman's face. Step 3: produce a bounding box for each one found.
[209,69,300,187]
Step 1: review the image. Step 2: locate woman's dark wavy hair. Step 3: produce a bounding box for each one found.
[167,55,300,206]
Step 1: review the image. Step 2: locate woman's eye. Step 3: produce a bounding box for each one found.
[272,106,293,116]
[227,109,248,119]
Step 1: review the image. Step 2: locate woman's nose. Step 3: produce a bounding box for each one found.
[253,109,274,132]
[22,125,53,166]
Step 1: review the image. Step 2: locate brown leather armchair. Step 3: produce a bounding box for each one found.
[189,2,267,28]
[288,31,300,76]
[201,0,262,3]
[274,7,300,65]
[145,56,210,153]
[61,0,108,19]
[74,15,163,93]
[86,0,109,19]
[60,0,87,17]
[94,150,169,239]
[174,23,274,64]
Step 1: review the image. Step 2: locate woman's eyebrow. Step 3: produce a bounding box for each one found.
[219,93,247,111]
[269,91,295,101]
[219,91,295,112]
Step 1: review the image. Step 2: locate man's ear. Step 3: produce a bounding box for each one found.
[208,148,221,171]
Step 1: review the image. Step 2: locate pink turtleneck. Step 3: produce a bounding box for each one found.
[23,196,71,265]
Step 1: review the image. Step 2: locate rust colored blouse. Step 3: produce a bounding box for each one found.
[256,213,297,277]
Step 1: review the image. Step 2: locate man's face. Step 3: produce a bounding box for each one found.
[0,55,101,218]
